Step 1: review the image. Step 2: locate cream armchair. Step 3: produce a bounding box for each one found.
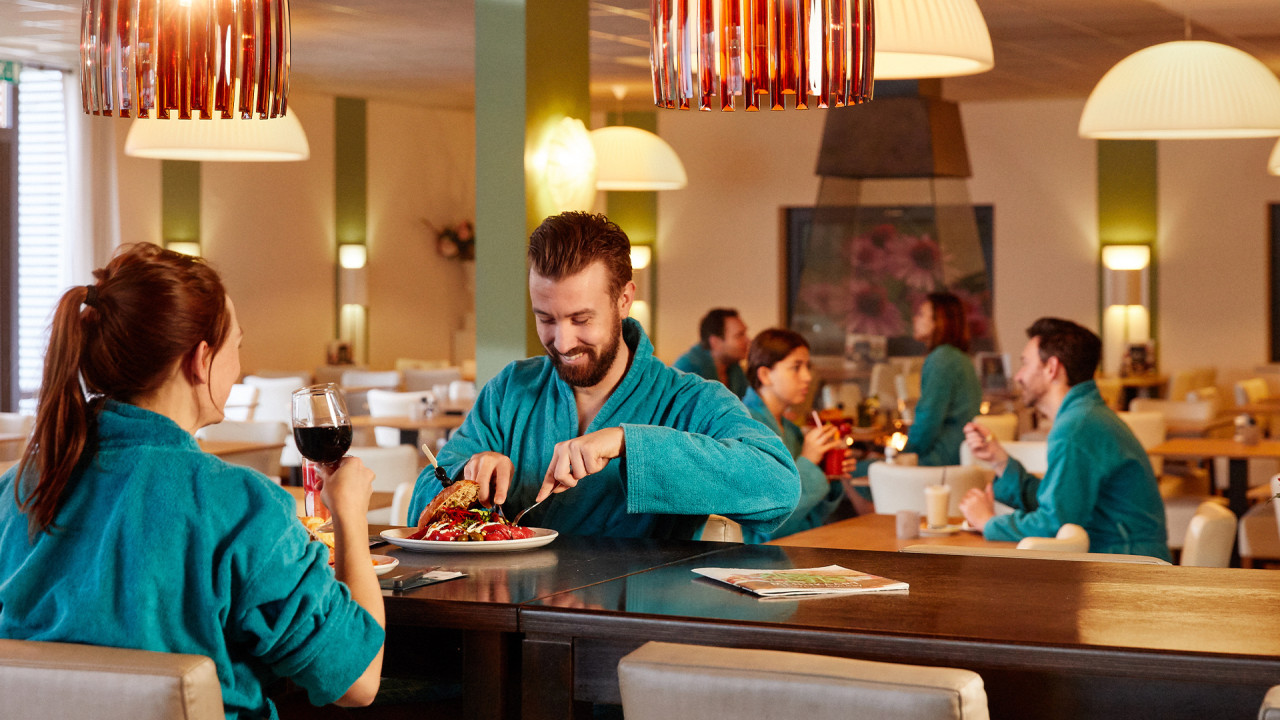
[0,639,223,720]
[618,641,988,720]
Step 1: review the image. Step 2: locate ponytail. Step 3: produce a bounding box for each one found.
[16,287,96,535]
[14,243,230,536]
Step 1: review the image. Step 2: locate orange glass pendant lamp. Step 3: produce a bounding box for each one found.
[81,0,291,119]
[650,0,875,111]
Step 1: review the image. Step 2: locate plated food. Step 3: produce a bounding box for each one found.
[300,515,393,567]
[409,480,537,543]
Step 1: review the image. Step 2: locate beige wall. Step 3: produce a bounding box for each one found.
[1159,136,1280,389]
[108,92,476,377]
[962,98,1099,349]
[655,110,827,363]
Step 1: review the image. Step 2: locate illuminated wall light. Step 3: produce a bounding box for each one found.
[530,116,597,212]
[338,243,367,269]
[1101,244,1151,271]
[630,245,652,270]
[165,241,202,257]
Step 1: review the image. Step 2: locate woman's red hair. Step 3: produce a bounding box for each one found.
[16,243,230,536]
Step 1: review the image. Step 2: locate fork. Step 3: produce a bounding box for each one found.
[512,483,560,526]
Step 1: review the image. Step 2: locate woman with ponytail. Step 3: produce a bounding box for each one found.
[0,244,385,718]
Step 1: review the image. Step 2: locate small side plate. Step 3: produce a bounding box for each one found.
[372,555,400,576]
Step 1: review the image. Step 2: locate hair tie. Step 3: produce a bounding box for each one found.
[84,285,98,308]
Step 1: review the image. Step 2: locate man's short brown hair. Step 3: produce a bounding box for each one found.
[527,212,633,299]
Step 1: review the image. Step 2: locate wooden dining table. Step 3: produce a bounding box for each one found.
[768,513,1015,552]
[371,528,1280,720]
[1147,437,1280,519]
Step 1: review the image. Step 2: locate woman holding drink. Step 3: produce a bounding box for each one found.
[739,329,853,543]
[0,244,384,718]
[902,292,983,466]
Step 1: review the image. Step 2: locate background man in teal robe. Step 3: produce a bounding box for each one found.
[958,318,1170,561]
[408,212,800,540]
[673,308,750,398]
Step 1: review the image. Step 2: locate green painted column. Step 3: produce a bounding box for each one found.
[1097,140,1158,370]
[161,160,201,245]
[475,0,590,383]
[334,97,368,360]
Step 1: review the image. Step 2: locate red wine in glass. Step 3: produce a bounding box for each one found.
[291,384,353,519]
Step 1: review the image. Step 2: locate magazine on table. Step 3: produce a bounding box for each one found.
[692,565,908,598]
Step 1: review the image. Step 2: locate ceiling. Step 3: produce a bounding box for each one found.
[2,0,1280,110]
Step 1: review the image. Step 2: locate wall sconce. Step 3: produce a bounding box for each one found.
[1101,244,1152,376]
[629,245,652,270]
[338,243,367,270]
[165,241,202,257]
[530,116,597,212]
[629,243,654,334]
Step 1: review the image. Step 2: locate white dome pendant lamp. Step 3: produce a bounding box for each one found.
[1079,40,1280,140]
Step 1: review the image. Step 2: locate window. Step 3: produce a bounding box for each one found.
[16,68,72,412]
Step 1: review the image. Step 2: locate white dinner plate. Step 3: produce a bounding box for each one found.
[372,555,400,575]
[380,526,558,553]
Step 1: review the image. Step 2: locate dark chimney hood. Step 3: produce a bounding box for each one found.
[815,92,971,179]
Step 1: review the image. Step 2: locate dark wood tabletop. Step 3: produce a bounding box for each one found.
[519,543,1280,720]
[767,513,1016,552]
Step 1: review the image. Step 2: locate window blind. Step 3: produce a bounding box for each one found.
[16,69,69,412]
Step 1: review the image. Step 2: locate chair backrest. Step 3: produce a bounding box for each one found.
[390,480,417,526]
[0,412,35,462]
[698,514,744,543]
[1094,375,1123,410]
[1236,377,1271,406]
[1129,397,1217,424]
[617,641,989,720]
[1260,685,1280,720]
[194,420,290,478]
[868,463,993,516]
[1015,523,1089,552]
[894,371,921,402]
[970,413,1017,442]
[242,375,308,425]
[346,444,420,494]
[394,358,452,372]
[0,639,224,720]
[1273,475,1280,542]
[1166,370,1198,404]
[1117,409,1166,475]
[1190,367,1217,395]
[1180,501,1237,568]
[222,383,259,422]
[868,363,897,404]
[402,366,465,393]
[901,545,1171,564]
[1002,441,1049,476]
[340,369,401,390]
[366,389,436,447]
[1186,385,1220,410]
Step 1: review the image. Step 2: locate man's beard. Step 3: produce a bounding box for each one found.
[547,312,623,388]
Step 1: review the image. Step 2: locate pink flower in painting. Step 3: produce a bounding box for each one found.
[952,288,992,340]
[846,281,904,336]
[849,235,892,274]
[798,281,853,319]
[888,234,945,290]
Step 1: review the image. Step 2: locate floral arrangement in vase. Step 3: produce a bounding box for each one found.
[425,219,475,261]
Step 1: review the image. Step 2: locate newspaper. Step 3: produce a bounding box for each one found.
[692,565,908,598]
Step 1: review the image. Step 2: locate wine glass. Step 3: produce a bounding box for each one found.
[291,383,353,519]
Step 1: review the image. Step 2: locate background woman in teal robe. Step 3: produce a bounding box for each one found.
[0,244,385,719]
[904,292,983,467]
[739,329,851,543]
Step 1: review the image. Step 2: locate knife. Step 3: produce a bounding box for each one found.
[420,443,455,487]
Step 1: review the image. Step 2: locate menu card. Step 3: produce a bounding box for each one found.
[692,565,908,598]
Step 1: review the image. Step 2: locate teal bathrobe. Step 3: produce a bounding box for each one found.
[673,343,748,399]
[409,319,800,540]
[740,388,844,544]
[984,381,1171,561]
[903,344,983,466]
[0,401,383,720]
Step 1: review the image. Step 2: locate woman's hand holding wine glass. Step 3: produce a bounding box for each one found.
[291,384,355,522]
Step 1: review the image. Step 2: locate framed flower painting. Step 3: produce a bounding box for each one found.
[785,205,995,358]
